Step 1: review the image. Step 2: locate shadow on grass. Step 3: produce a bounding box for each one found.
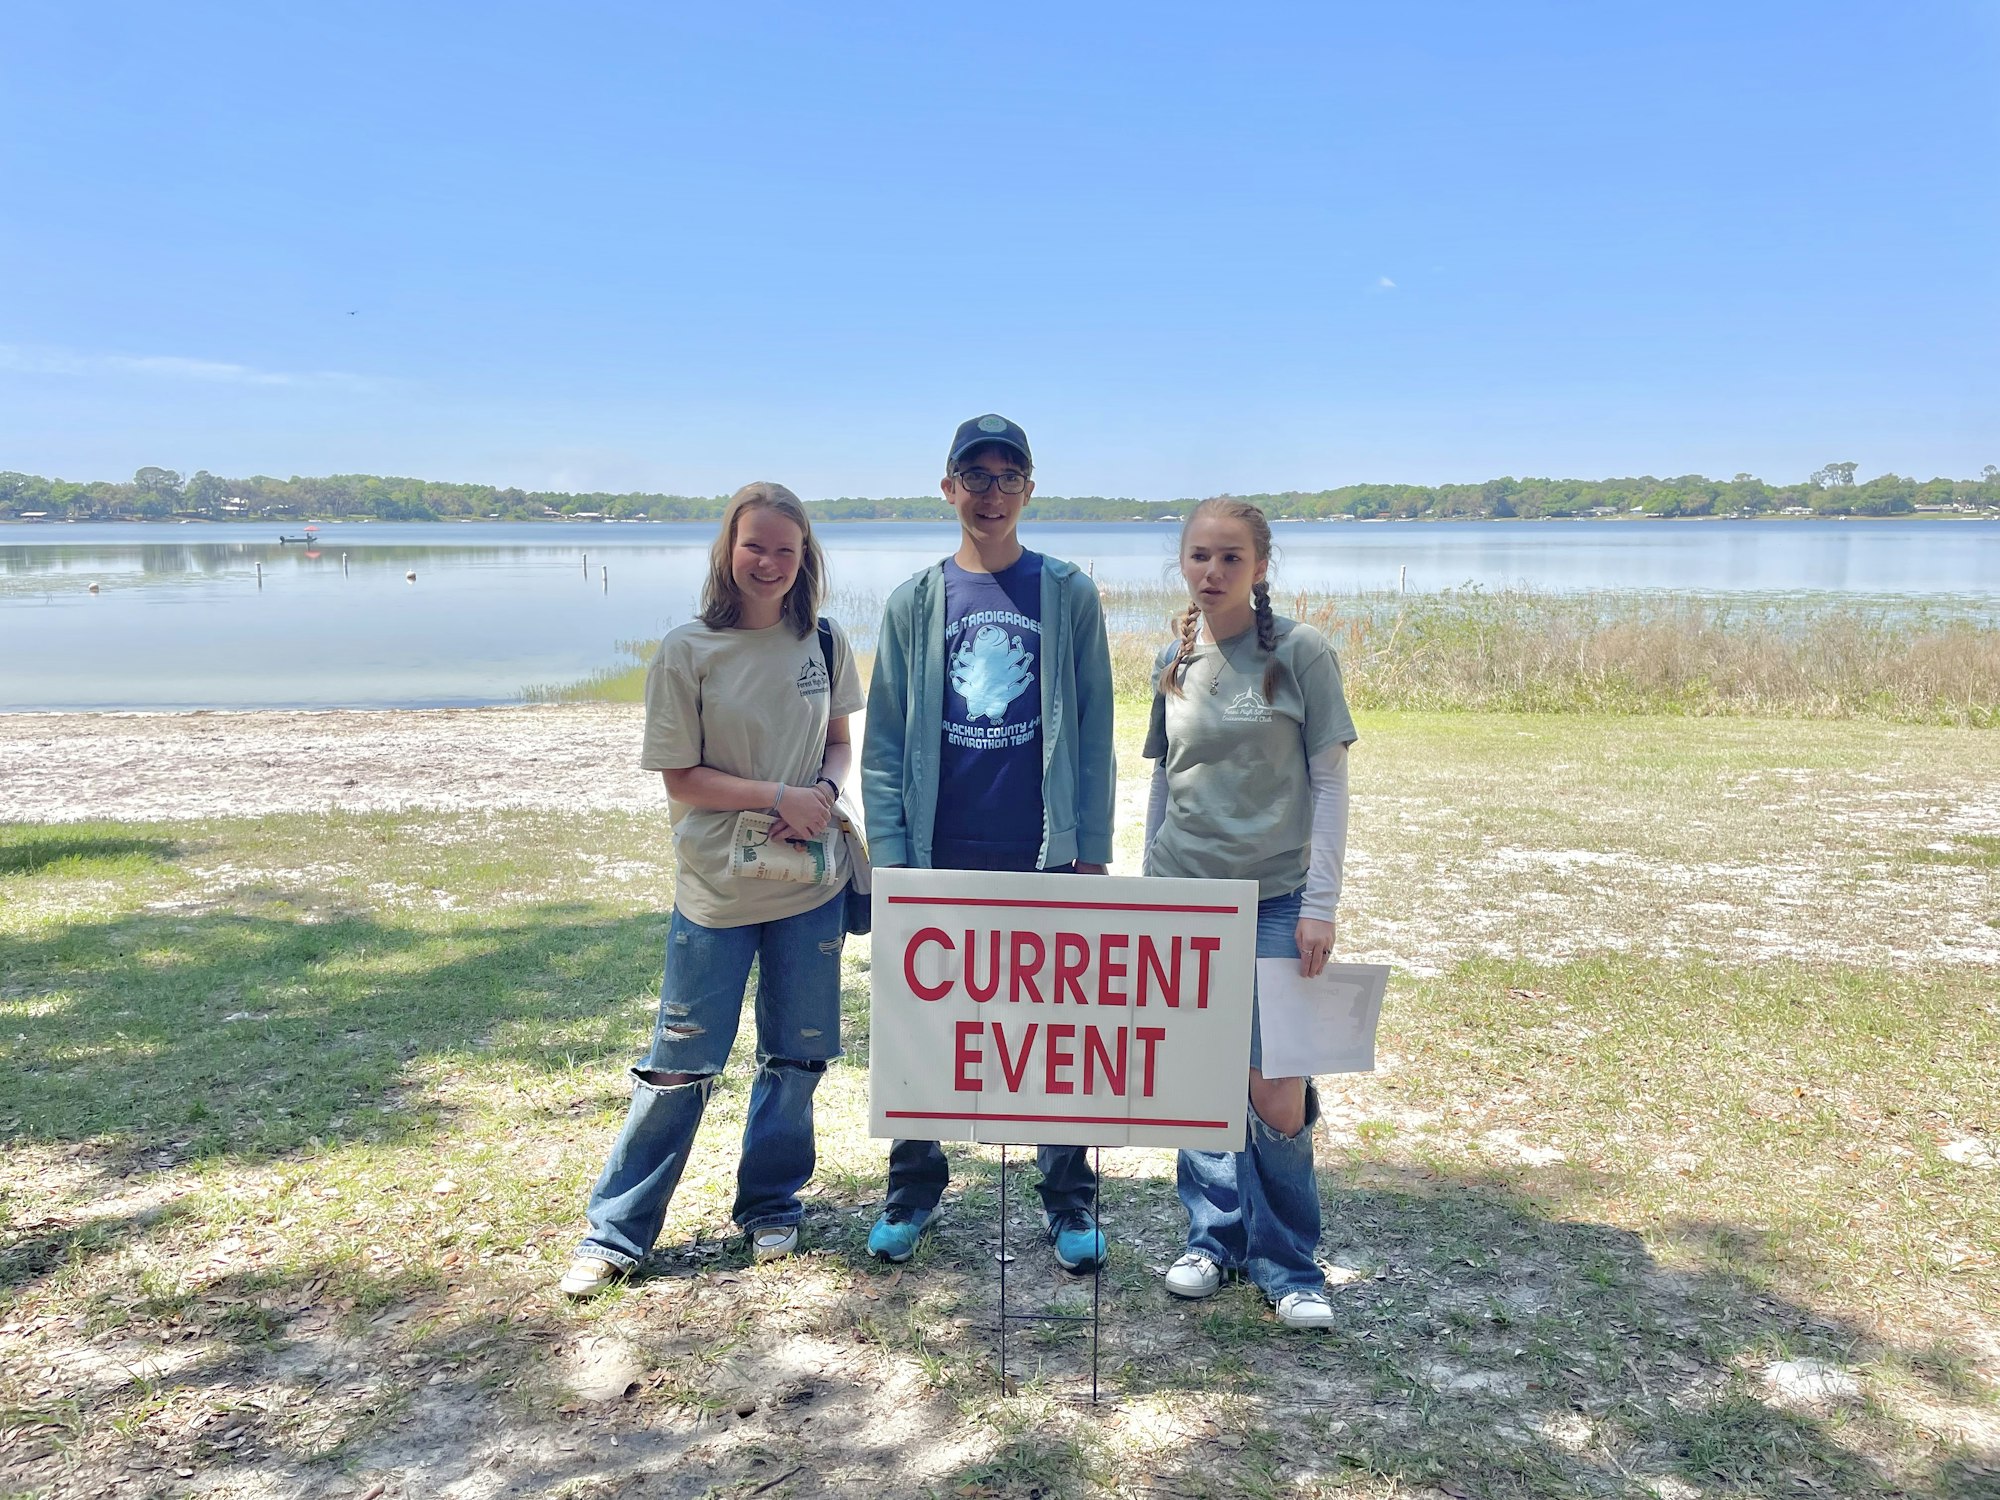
[4,1154,1994,1497]
[0,1251,578,1491]
[0,901,664,1174]
[0,828,183,876]
[909,1159,1996,1500]
[0,1197,198,1297]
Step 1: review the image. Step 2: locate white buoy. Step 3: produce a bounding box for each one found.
[87,581,100,594]
[406,570,417,583]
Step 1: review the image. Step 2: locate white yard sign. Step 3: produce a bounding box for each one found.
[868,869,1258,1154]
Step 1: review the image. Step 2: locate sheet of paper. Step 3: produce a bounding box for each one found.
[1254,960,1392,1076]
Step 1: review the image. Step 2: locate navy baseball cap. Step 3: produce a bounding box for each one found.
[947,414,1032,472]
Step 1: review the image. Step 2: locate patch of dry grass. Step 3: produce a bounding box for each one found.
[1101,587,2000,725]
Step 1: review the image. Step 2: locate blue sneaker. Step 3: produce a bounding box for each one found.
[1045,1209,1108,1273]
[867,1207,933,1263]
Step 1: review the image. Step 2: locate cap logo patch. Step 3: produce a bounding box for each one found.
[977,415,1008,433]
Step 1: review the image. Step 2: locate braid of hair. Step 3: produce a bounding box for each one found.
[1253,579,1280,699]
[1159,600,1202,697]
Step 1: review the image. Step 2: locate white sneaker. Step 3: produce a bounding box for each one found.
[1272,1288,1337,1330]
[1164,1252,1223,1300]
[558,1256,623,1298]
[751,1225,799,1262]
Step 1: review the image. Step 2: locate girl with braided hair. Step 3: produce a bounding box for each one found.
[1142,498,1358,1330]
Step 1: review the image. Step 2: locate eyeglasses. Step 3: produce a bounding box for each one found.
[952,467,1030,496]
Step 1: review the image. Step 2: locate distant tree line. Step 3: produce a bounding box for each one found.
[2,463,1996,523]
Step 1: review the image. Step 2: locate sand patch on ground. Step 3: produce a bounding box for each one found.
[1,706,653,822]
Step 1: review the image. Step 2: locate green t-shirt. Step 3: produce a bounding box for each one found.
[1142,617,1357,900]
[641,618,865,928]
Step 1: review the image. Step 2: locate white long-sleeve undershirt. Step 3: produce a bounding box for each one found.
[1143,740,1350,921]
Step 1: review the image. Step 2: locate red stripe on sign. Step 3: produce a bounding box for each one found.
[884,897,1240,914]
[884,1110,1231,1128]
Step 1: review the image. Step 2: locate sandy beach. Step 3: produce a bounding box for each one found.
[0,705,657,822]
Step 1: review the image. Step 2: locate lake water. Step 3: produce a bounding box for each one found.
[3,518,1996,711]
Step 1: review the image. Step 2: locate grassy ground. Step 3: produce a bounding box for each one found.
[2,708,1997,1498]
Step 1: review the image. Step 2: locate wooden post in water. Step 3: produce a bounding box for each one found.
[1398,564,1407,594]
[256,561,263,590]
[601,565,608,593]
[342,552,349,576]
[582,552,589,578]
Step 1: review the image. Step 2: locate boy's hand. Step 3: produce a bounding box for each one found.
[1074,862,1108,876]
[1296,917,1335,979]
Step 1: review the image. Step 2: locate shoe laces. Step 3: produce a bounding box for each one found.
[1047,1209,1098,1238]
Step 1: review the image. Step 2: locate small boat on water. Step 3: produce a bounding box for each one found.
[278,526,323,544]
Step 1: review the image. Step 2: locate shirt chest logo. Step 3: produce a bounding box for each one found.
[796,656,830,697]
[1222,686,1273,722]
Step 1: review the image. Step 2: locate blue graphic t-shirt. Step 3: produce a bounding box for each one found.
[933,551,1044,869]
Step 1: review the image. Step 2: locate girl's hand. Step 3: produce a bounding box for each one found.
[1296,917,1336,979]
[775,783,833,838]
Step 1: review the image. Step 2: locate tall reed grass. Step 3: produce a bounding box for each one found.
[1101,586,2000,725]
[525,590,1998,725]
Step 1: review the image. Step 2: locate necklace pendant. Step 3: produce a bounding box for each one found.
[1208,672,1220,695]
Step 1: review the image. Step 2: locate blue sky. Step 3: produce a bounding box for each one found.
[2,1,1994,499]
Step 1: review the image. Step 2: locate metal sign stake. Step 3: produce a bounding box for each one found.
[995,1144,1102,1404]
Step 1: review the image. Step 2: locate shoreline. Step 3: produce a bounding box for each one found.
[6,511,1999,527]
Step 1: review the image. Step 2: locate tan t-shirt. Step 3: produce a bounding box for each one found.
[640,618,865,928]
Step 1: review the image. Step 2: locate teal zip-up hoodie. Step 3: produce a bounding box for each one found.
[862,553,1116,869]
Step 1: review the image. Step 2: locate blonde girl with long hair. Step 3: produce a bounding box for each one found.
[560,482,864,1296]
[1142,498,1357,1330]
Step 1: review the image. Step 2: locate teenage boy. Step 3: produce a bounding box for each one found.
[861,413,1117,1272]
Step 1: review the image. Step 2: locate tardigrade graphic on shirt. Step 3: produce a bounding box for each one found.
[1223,685,1274,722]
[943,607,1041,752]
[952,624,1034,721]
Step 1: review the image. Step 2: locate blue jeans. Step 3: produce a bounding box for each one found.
[884,1138,1098,1219]
[578,895,846,1270]
[1176,888,1325,1299]
[883,858,1099,1219]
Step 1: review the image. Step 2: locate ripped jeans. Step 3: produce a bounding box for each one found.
[578,894,846,1270]
[1175,888,1327,1299]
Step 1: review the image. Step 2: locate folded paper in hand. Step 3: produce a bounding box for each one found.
[730,811,839,887]
[1253,960,1391,1076]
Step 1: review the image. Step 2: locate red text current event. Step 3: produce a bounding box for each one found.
[899,927,1225,1100]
